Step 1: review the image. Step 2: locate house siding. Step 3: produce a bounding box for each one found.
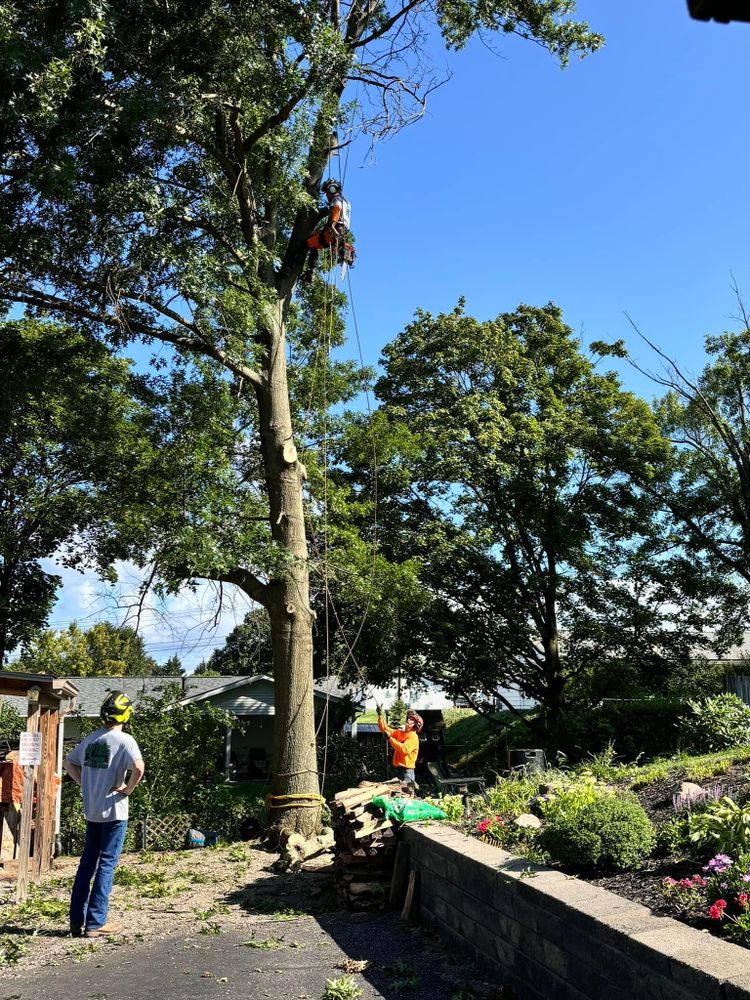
[207,679,276,715]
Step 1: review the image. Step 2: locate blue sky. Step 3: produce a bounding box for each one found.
[347,1,750,395]
[44,1,750,670]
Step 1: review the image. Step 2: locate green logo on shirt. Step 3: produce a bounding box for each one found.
[84,742,111,769]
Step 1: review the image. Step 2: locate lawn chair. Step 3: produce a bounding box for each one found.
[427,761,489,805]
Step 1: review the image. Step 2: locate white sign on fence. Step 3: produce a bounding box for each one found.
[18,732,42,767]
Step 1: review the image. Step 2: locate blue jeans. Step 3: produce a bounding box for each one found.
[70,820,127,931]
[394,767,415,782]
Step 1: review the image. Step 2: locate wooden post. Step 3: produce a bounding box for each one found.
[31,708,50,884]
[54,705,66,842]
[16,687,41,903]
[400,869,419,922]
[44,707,59,871]
[388,841,411,911]
[33,707,59,880]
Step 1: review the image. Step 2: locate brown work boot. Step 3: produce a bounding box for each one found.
[84,922,122,938]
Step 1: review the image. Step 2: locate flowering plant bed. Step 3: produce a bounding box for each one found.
[434,747,750,947]
[660,852,750,945]
[475,815,509,845]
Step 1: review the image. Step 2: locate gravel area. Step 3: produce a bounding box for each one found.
[0,843,517,999]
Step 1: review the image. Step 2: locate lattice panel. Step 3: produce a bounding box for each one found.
[137,813,194,851]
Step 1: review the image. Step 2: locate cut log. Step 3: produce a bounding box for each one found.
[332,782,402,913]
[353,819,393,840]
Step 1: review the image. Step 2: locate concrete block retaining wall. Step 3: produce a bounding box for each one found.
[402,824,750,1000]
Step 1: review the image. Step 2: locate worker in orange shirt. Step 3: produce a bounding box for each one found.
[377,708,424,785]
[300,178,351,283]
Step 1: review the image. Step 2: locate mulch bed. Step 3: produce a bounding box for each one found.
[575,762,750,932]
[631,762,750,825]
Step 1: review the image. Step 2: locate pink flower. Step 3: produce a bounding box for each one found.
[663,877,678,886]
[708,904,725,920]
[716,899,727,909]
[691,875,707,887]
[739,894,749,907]
[679,879,693,888]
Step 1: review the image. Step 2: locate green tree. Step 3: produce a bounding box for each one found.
[18,622,159,676]
[195,610,273,676]
[595,312,750,590]
[0,0,601,831]
[153,655,184,678]
[362,303,743,726]
[0,319,146,664]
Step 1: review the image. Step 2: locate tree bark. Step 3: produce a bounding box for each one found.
[256,302,321,836]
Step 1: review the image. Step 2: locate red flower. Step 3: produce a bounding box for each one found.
[679,879,693,888]
[708,904,725,920]
[739,893,749,907]
[716,899,728,909]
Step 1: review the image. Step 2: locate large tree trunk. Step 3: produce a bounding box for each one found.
[257,303,321,837]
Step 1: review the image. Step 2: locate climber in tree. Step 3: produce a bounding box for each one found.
[300,178,351,283]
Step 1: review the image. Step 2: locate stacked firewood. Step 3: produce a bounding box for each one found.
[331,779,403,912]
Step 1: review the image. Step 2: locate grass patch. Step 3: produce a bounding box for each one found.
[68,941,98,962]
[626,747,750,790]
[193,905,229,920]
[441,708,527,770]
[244,936,285,949]
[385,960,421,992]
[0,935,27,966]
[10,896,68,923]
[321,976,362,1000]
[113,865,180,898]
[272,906,308,921]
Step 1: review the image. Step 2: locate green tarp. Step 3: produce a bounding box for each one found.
[370,796,448,822]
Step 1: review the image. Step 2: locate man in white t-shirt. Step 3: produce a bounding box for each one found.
[63,691,145,938]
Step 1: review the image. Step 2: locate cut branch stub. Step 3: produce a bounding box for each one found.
[282,441,298,465]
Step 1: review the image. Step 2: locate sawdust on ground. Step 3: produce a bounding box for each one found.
[0,842,337,975]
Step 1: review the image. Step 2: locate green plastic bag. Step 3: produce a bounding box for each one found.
[370,796,448,822]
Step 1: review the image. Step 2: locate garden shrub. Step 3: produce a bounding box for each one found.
[424,794,464,822]
[0,704,24,743]
[655,815,692,856]
[551,698,685,762]
[679,694,750,754]
[689,796,750,855]
[317,734,384,798]
[538,774,607,823]
[538,796,655,872]
[485,775,538,817]
[191,784,267,841]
